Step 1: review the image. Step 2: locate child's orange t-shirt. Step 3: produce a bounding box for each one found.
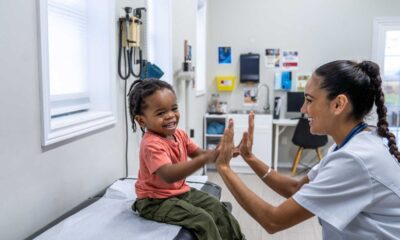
[135,129,199,199]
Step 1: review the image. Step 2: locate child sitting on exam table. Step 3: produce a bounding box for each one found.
[127,78,245,240]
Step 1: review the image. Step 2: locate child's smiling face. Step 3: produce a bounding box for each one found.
[135,88,180,139]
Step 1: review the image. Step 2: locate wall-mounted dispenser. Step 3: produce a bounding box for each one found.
[240,53,260,83]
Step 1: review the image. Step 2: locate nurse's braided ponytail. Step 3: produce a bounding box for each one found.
[316,60,400,162]
[359,61,400,162]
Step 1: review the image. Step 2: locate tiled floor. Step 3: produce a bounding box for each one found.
[207,170,322,240]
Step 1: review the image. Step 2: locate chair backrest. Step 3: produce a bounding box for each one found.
[292,117,328,149]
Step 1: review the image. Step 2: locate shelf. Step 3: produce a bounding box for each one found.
[204,114,227,120]
[205,134,223,137]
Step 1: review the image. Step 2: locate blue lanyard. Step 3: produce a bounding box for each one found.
[333,122,368,151]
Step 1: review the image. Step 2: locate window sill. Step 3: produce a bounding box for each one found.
[43,111,116,146]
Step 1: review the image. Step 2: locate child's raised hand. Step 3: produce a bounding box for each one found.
[204,149,218,163]
[215,119,235,168]
[215,129,240,158]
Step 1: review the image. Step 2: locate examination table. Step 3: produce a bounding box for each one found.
[26,176,226,240]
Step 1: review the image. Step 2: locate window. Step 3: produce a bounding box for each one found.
[195,0,207,95]
[39,0,117,146]
[372,17,400,141]
[147,0,173,84]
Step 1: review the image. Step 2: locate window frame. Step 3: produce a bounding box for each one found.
[146,0,173,84]
[372,17,400,141]
[38,0,117,146]
[195,0,207,96]
[372,17,400,68]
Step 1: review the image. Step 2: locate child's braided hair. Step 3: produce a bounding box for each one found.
[127,78,175,135]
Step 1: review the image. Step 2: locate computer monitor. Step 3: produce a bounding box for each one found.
[286,91,304,119]
[240,53,260,83]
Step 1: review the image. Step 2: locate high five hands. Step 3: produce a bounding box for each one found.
[216,112,255,168]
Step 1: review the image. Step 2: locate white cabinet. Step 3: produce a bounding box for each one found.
[229,114,272,173]
[204,113,272,173]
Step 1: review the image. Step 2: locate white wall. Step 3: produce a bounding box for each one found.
[207,0,400,167]
[0,1,127,239]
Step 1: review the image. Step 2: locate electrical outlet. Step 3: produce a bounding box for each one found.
[282,136,288,145]
[190,129,194,138]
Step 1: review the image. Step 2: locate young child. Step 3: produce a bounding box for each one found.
[128,78,245,240]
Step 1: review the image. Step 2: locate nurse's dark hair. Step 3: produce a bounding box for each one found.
[127,78,175,134]
[314,60,400,162]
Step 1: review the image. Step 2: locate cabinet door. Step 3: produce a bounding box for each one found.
[253,127,272,166]
[228,114,272,172]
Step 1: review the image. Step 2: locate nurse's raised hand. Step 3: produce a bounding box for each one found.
[248,112,255,152]
[240,112,255,161]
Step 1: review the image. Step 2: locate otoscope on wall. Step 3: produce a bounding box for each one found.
[118,7,146,80]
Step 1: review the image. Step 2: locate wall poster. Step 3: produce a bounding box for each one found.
[218,47,232,64]
[265,48,280,68]
[282,50,299,70]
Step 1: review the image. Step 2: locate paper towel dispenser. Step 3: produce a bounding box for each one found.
[240,53,260,83]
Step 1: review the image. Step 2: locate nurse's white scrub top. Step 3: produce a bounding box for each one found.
[293,130,400,240]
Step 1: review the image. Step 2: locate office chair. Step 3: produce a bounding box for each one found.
[290,116,328,176]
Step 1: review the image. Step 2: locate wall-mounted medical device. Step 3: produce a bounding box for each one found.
[240,53,260,83]
[118,7,146,80]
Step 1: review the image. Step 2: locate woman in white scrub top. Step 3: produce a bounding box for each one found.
[216,60,400,239]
